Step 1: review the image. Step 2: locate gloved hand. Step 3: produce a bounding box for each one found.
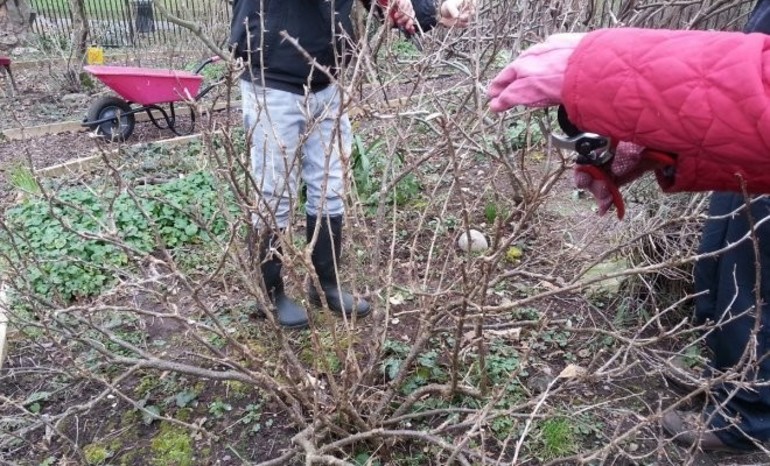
[488,33,586,111]
[439,0,476,28]
[574,142,676,216]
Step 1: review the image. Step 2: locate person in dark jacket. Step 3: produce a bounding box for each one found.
[661,0,770,452]
[231,0,475,329]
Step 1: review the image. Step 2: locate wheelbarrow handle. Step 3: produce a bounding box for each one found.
[192,56,222,75]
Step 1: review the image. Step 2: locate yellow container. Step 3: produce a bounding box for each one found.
[86,46,104,65]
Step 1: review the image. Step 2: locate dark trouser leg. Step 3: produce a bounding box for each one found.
[306,214,370,318]
[695,193,770,449]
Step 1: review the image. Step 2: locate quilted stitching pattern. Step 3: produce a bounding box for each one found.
[563,28,770,194]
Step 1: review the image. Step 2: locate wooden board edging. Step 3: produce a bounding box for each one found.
[35,132,213,178]
[2,101,238,141]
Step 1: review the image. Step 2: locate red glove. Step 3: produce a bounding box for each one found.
[377,0,416,35]
[574,142,676,219]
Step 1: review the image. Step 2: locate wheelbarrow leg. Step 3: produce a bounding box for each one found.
[0,59,17,97]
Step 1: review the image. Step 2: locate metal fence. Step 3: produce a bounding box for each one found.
[585,0,754,31]
[26,0,755,51]
[486,0,756,37]
[29,0,231,49]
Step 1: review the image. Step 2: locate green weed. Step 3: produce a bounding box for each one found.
[7,164,40,195]
[351,135,421,213]
[380,339,411,381]
[389,38,420,59]
[238,403,271,434]
[299,330,348,374]
[679,344,705,369]
[538,417,577,460]
[507,116,547,150]
[484,201,500,224]
[207,399,232,418]
[150,423,194,466]
[537,329,571,350]
[0,171,237,302]
[427,215,459,235]
[469,340,523,387]
[24,391,51,414]
[354,452,383,466]
[83,443,112,465]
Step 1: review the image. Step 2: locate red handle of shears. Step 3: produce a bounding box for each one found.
[575,149,677,220]
[576,165,626,220]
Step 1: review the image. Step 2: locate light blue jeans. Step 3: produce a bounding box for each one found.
[241,80,351,229]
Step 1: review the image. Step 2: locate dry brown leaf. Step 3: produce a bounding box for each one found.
[558,364,587,379]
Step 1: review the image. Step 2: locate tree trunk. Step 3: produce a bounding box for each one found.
[0,0,33,53]
[65,0,89,91]
[69,0,89,60]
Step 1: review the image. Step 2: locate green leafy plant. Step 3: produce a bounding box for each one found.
[207,399,232,418]
[539,329,571,350]
[299,331,344,374]
[484,200,510,225]
[679,344,706,369]
[380,339,411,381]
[24,391,51,414]
[484,202,498,224]
[351,135,421,212]
[239,403,271,434]
[140,404,161,426]
[507,118,546,150]
[427,215,459,235]
[380,339,452,395]
[354,452,383,466]
[468,340,523,387]
[390,38,420,59]
[0,171,237,302]
[490,416,515,438]
[174,390,199,409]
[29,32,72,54]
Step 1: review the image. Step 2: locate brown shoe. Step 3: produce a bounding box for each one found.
[663,369,707,402]
[661,410,743,452]
[663,357,709,396]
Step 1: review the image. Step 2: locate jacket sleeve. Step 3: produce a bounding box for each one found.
[412,0,438,33]
[562,28,770,194]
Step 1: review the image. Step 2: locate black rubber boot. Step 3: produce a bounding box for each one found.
[250,229,308,329]
[307,214,371,318]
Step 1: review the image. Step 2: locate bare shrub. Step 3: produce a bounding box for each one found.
[1,1,766,465]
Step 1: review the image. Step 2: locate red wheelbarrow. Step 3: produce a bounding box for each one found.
[82,57,221,141]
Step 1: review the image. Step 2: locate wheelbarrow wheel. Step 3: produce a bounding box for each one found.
[86,96,135,141]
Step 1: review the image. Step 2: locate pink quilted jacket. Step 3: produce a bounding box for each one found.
[563,28,770,194]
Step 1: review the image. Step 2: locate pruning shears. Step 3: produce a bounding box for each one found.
[550,105,627,219]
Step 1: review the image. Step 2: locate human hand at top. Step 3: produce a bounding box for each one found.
[574,142,676,216]
[380,0,416,35]
[439,0,476,28]
[488,33,586,112]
